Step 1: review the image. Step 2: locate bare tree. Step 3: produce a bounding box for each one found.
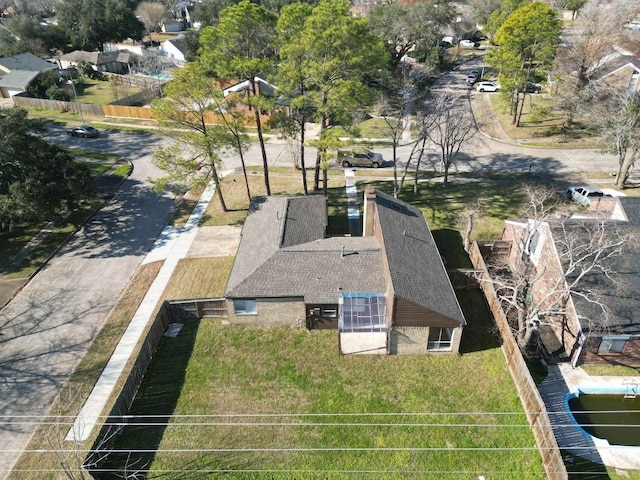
[588,91,640,189]
[485,185,637,352]
[136,1,169,34]
[553,0,633,130]
[419,92,477,186]
[375,67,416,198]
[459,196,483,253]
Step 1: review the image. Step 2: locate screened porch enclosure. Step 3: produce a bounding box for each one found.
[338,293,388,355]
[338,293,388,333]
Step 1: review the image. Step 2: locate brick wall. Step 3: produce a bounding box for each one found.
[580,336,640,366]
[501,221,582,361]
[390,326,463,354]
[225,298,305,326]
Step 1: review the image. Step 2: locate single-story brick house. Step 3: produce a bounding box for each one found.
[224,189,465,355]
[497,196,640,367]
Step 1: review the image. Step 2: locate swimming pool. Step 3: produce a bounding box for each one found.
[566,386,640,447]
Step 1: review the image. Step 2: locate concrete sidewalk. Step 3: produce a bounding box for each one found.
[66,178,219,442]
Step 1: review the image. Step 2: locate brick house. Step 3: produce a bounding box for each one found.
[224,189,466,355]
[497,196,640,367]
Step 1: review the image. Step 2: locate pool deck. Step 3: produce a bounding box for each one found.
[538,363,640,470]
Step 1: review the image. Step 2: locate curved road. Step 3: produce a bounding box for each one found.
[0,90,620,477]
[0,130,173,477]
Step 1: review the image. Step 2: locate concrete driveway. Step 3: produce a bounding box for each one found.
[0,133,174,477]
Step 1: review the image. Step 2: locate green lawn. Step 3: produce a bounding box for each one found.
[102,307,544,479]
[74,78,138,105]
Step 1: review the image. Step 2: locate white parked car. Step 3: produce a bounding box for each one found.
[567,186,611,207]
[475,81,500,92]
[459,39,476,48]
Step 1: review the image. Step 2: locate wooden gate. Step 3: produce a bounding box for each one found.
[167,298,227,319]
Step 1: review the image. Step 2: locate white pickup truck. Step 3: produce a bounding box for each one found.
[567,186,610,207]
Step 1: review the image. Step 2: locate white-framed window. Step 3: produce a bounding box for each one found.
[598,336,629,354]
[233,299,257,315]
[427,328,454,351]
[322,307,337,318]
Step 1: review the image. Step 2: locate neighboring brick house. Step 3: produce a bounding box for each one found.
[224,189,466,355]
[497,197,640,367]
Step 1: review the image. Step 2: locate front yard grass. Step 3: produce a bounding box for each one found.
[471,93,602,147]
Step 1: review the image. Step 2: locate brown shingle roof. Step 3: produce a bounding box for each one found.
[372,190,466,326]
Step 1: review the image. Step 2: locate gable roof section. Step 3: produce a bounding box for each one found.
[225,195,329,295]
[0,53,55,74]
[372,190,466,326]
[166,36,187,55]
[0,70,40,89]
[59,50,138,66]
[228,236,385,303]
[223,76,278,97]
[553,197,640,335]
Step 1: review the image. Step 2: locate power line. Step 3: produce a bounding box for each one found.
[4,446,626,453]
[1,410,636,418]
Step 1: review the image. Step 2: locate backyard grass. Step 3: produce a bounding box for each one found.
[100,300,546,479]
[74,78,138,105]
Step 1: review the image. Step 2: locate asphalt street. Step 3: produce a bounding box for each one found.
[0,83,622,477]
[0,131,173,477]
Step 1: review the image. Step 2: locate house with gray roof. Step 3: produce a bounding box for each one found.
[58,50,141,74]
[0,52,56,98]
[225,189,466,355]
[590,42,640,94]
[498,197,640,367]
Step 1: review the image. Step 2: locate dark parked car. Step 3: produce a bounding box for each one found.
[67,125,99,138]
[523,82,542,93]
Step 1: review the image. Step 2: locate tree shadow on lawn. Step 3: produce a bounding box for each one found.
[93,318,201,479]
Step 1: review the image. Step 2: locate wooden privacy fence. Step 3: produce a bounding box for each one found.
[167,298,228,320]
[447,268,482,290]
[103,104,155,119]
[85,301,173,470]
[470,242,568,480]
[12,93,274,126]
[12,95,104,117]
